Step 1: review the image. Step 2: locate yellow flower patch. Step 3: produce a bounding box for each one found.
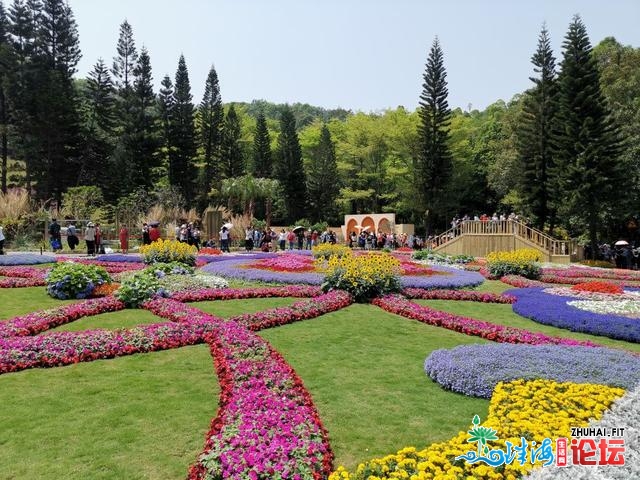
[329,379,624,480]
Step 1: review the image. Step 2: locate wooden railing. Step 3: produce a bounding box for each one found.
[430,220,570,256]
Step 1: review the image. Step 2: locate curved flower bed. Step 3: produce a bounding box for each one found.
[170,285,323,302]
[229,291,353,331]
[330,379,624,480]
[374,294,597,347]
[96,253,144,263]
[0,297,125,337]
[201,257,484,289]
[0,266,47,288]
[0,253,56,265]
[201,257,324,284]
[543,266,640,281]
[402,288,515,303]
[510,287,640,342]
[500,275,547,288]
[524,384,640,480]
[425,343,640,398]
[57,257,146,274]
[0,321,217,374]
[188,324,332,479]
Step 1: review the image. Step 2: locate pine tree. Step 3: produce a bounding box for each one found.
[78,58,116,189]
[0,0,10,193]
[7,0,39,191]
[221,104,244,178]
[198,65,223,202]
[157,74,174,177]
[307,124,339,222]
[274,105,306,222]
[516,25,559,231]
[415,37,452,235]
[129,46,159,188]
[111,20,137,91]
[554,16,626,253]
[252,112,271,177]
[28,0,82,200]
[168,54,197,203]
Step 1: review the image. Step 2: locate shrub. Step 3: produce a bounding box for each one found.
[114,270,167,307]
[412,250,475,265]
[319,252,401,302]
[139,239,197,266]
[486,248,541,279]
[311,243,351,260]
[143,261,194,276]
[45,262,110,300]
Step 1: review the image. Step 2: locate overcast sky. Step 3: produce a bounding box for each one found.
[66,0,640,112]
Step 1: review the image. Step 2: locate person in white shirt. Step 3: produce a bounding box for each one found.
[219,226,230,252]
[84,222,96,256]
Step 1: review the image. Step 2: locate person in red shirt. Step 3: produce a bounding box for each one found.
[119,225,129,254]
[149,224,161,242]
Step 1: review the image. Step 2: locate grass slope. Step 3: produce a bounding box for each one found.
[260,304,490,470]
[0,345,218,480]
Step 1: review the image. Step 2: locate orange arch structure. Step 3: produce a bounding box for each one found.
[361,216,375,233]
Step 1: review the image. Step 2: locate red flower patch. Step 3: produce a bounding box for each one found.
[572,281,624,295]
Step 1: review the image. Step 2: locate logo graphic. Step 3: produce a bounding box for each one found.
[456,416,626,469]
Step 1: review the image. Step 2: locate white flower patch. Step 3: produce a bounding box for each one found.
[414,259,466,270]
[567,299,640,318]
[524,385,640,479]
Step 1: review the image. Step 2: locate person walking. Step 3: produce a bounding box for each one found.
[85,222,96,256]
[0,224,5,255]
[219,226,230,253]
[48,219,62,252]
[67,222,78,250]
[119,225,129,254]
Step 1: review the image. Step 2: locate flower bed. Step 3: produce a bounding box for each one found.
[330,379,624,480]
[572,280,624,294]
[188,323,333,479]
[96,253,144,263]
[500,275,548,288]
[229,291,353,331]
[57,257,146,274]
[0,321,217,375]
[425,343,640,398]
[250,255,316,272]
[543,266,640,281]
[402,288,515,303]
[510,287,640,342]
[0,266,47,288]
[0,296,125,337]
[400,266,484,289]
[0,253,56,266]
[170,285,324,303]
[373,294,597,346]
[201,257,324,284]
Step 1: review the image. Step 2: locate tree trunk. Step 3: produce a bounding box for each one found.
[0,85,6,194]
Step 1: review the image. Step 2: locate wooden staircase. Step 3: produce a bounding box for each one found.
[430,220,574,263]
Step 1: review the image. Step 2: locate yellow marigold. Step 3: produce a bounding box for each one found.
[331,379,624,480]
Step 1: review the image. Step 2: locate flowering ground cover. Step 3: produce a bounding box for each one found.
[510,286,640,342]
[425,343,640,398]
[1,256,640,479]
[0,265,47,287]
[0,253,56,265]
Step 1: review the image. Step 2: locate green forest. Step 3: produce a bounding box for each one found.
[0,1,639,247]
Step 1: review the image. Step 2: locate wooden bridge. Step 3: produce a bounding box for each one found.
[430,220,575,263]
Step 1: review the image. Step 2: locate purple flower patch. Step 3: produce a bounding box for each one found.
[425,343,640,398]
[0,253,56,265]
[400,266,485,289]
[510,287,640,343]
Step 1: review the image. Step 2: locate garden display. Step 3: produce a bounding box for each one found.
[1,252,638,479]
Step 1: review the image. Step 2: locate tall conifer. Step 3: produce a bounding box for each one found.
[274,105,306,222]
[221,104,244,178]
[198,65,223,202]
[516,25,558,231]
[168,54,197,203]
[554,16,626,253]
[307,124,339,222]
[415,38,452,234]
[251,112,271,178]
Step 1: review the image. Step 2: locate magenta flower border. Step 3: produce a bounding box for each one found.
[373,294,598,347]
[402,288,515,303]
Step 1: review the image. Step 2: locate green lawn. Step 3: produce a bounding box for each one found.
[0,345,218,480]
[0,286,77,319]
[260,304,489,470]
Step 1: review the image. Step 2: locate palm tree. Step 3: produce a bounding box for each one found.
[220,175,281,226]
